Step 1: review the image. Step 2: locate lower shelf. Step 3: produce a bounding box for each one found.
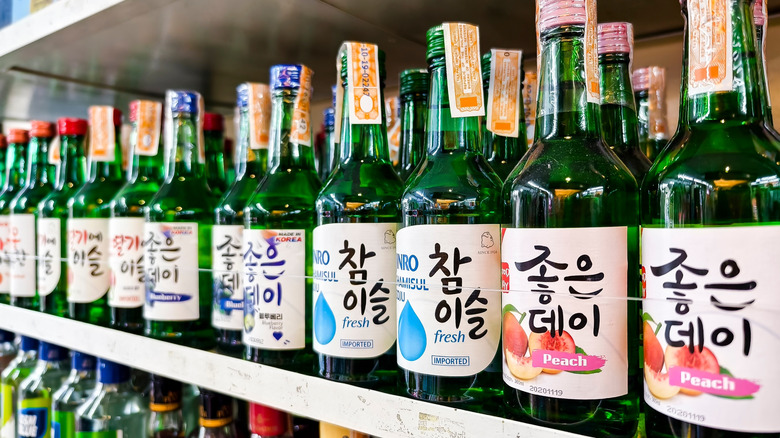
[0,304,582,438]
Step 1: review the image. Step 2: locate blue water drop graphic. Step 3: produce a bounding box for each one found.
[314,293,336,345]
[398,301,427,361]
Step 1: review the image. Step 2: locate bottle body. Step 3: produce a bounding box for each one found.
[76,384,148,437]
[53,367,98,438]
[16,348,70,438]
[0,132,30,306]
[0,341,37,438]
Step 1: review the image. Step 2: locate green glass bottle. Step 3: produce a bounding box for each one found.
[0,336,38,437]
[243,64,320,371]
[204,113,227,197]
[213,84,269,356]
[633,67,670,162]
[16,342,69,438]
[52,352,97,438]
[501,2,639,435]
[224,138,235,187]
[38,118,88,318]
[109,100,165,334]
[313,45,402,387]
[396,23,503,412]
[0,134,7,191]
[395,69,429,181]
[144,90,217,350]
[598,22,652,181]
[481,50,528,182]
[9,122,56,310]
[0,129,29,305]
[753,0,780,143]
[641,0,780,437]
[318,85,338,183]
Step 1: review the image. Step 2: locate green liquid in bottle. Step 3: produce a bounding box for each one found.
[0,130,29,306]
[395,69,429,182]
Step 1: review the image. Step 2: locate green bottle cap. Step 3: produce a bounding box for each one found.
[425,25,445,62]
[399,69,429,97]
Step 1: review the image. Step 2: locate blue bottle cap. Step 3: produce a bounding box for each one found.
[323,107,335,127]
[270,64,307,91]
[166,90,200,115]
[236,83,250,108]
[19,336,38,352]
[39,342,68,362]
[0,329,14,343]
[97,358,130,384]
[331,84,338,107]
[72,351,96,371]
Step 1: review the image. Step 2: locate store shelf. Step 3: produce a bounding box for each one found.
[0,304,583,438]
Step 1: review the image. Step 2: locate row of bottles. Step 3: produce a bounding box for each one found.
[0,0,776,436]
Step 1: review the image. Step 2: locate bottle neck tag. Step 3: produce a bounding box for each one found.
[135,100,162,157]
[487,48,523,138]
[88,106,116,162]
[688,0,733,96]
[290,66,314,147]
[248,83,271,150]
[442,22,485,118]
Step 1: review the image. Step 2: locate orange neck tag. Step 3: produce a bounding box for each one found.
[290,66,314,147]
[48,136,61,165]
[584,0,600,104]
[385,96,400,164]
[135,100,162,157]
[442,23,485,118]
[487,49,523,138]
[88,106,116,162]
[248,83,271,150]
[343,42,382,125]
[688,0,733,96]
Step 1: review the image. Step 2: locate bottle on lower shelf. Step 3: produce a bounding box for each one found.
[192,389,237,438]
[0,336,38,436]
[16,341,70,438]
[149,374,185,438]
[52,351,97,438]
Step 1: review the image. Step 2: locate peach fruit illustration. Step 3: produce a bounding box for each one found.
[644,365,680,399]
[528,330,576,375]
[643,321,664,373]
[506,350,543,380]
[503,312,528,357]
[664,345,720,396]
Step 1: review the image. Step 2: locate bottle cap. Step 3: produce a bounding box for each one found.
[0,134,5,149]
[598,22,633,55]
[203,112,224,132]
[269,64,308,91]
[537,0,587,33]
[236,83,250,108]
[97,358,131,384]
[19,336,38,352]
[0,329,13,343]
[425,25,446,62]
[400,69,430,97]
[58,118,88,136]
[30,121,55,138]
[8,129,29,144]
[166,90,200,115]
[39,342,68,362]
[754,0,766,26]
[331,84,338,108]
[323,107,335,127]
[111,108,123,126]
[150,375,183,412]
[71,351,96,371]
[198,389,233,427]
[632,67,650,91]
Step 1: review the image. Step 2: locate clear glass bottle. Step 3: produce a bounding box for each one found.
[52,352,97,438]
[395,69,428,181]
[0,129,29,306]
[192,390,235,438]
[204,113,227,198]
[0,332,16,373]
[248,404,292,438]
[148,375,184,438]
[16,342,69,438]
[0,336,37,438]
[76,359,147,437]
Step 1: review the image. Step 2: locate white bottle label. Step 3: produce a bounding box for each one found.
[0,215,10,294]
[211,224,244,330]
[9,214,36,297]
[501,227,629,400]
[396,224,501,377]
[143,222,200,321]
[242,229,306,350]
[642,227,780,433]
[37,218,61,297]
[108,217,145,309]
[67,218,110,303]
[313,223,398,358]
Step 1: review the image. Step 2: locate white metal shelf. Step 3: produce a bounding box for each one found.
[0,304,583,438]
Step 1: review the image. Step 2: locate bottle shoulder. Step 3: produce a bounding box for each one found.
[402,152,503,201]
[10,183,54,214]
[148,179,218,222]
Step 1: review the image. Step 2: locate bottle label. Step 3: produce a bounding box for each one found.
[501,227,629,400]
[243,229,306,350]
[442,23,485,118]
[313,223,398,358]
[0,215,11,293]
[248,83,271,150]
[584,0,600,104]
[487,49,523,138]
[135,101,162,157]
[52,410,75,438]
[642,227,780,433]
[108,217,145,309]
[37,218,61,297]
[395,224,501,376]
[340,42,382,125]
[48,137,60,166]
[67,218,110,303]
[143,222,200,321]
[10,214,37,297]
[290,66,313,147]
[688,0,733,96]
[523,72,537,147]
[88,106,116,162]
[74,432,121,438]
[211,224,244,330]
[18,397,51,438]
[249,403,288,437]
[1,383,13,435]
[319,422,369,438]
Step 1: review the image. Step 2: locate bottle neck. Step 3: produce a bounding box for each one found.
[3,142,27,192]
[425,58,481,154]
[535,25,601,141]
[166,112,204,182]
[399,92,427,170]
[235,106,264,180]
[56,135,87,190]
[70,368,96,381]
[127,122,165,185]
[268,89,316,172]
[205,129,226,181]
[87,126,123,183]
[338,81,392,164]
[755,19,774,126]
[599,52,641,151]
[37,359,69,371]
[98,380,132,393]
[25,136,51,187]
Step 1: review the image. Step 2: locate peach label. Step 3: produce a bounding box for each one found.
[688,0,733,95]
[531,349,606,372]
[584,0,600,103]
[442,23,485,118]
[248,83,271,150]
[669,367,760,398]
[135,100,162,157]
[343,42,382,125]
[487,49,523,138]
[88,106,116,162]
[290,66,313,147]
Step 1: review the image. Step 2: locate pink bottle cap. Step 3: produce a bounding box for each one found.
[598,22,633,55]
[754,0,766,26]
[537,0,587,33]
[632,67,650,91]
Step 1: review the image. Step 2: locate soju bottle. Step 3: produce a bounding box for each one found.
[248,404,292,438]
[641,0,780,436]
[0,135,7,190]
[204,113,227,197]
[0,337,37,438]
[109,100,165,334]
[318,86,338,182]
[0,129,29,305]
[193,390,235,438]
[481,50,528,182]
[212,83,270,356]
[313,44,402,387]
[396,23,503,412]
[632,67,670,161]
[753,0,780,143]
[52,352,97,438]
[243,65,320,371]
[76,359,147,437]
[502,1,639,435]
[16,342,69,438]
[38,118,87,317]
[0,331,16,373]
[181,385,199,437]
[9,121,56,311]
[148,375,184,438]
[598,22,652,181]
[395,69,429,181]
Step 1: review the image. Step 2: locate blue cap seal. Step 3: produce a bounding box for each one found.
[167,90,200,114]
[72,351,96,371]
[236,83,250,108]
[331,84,338,107]
[0,329,14,344]
[270,64,306,91]
[323,107,335,127]
[19,336,38,352]
[39,342,68,362]
[98,358,130,384]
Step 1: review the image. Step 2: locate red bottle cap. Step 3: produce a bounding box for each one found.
[58,118,88,136]
[30,121,55,138]
[203,112,224,132]
[632,67,650,92]
[7,129,29,144]
[754,0,766,26]
[0,134,6,149]
[537,0,586,33]
[112,108,123,126]
[598,22,632,55]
